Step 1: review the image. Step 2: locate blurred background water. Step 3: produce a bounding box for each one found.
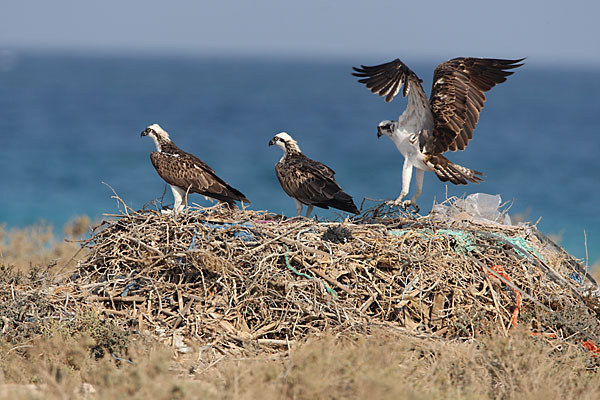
[0,51,598,263]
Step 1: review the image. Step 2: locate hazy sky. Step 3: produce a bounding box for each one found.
[1,0,599,65]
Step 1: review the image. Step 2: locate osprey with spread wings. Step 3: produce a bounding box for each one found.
[352,57,523,211]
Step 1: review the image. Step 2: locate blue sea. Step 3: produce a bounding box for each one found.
[0,51,598,263]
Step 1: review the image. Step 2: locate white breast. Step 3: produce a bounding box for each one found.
[388,129,431,171]
[392,97,434,171]
[391,93,435,171]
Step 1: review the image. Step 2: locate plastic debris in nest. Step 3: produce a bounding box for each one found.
[200,221,255,242]
[388,228,547,260]
[432,193,512,225]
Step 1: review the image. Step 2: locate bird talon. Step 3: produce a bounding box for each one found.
[401,200,419,212]
[387,199,403,207]
[388,199,419,213]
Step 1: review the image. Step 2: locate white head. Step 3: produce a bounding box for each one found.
[377,120,396,138]
[268,131,301,154]
[141,123,171,151]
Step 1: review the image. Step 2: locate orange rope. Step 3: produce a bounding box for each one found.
[487,265,521,329]
[582,340,600,357]
[486,265,600,357]
[530,331,557,339]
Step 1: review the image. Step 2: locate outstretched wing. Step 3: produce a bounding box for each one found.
[352,58,433,131]
[150,152,249,204]
[425,57,524,154]
[352,58,428,103]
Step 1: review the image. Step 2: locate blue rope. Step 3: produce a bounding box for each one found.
[112,353,134,364]
[120,281,138,297]
[283,245,338,298]
[201,221,254,241]
[187,227,198,250]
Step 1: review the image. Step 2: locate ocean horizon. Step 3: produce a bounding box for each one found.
[0,50,598,263]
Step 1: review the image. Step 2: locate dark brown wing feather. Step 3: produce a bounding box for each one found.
[352,58,426,103]
[426,57,524,154]
[424,154,483,185]
[275,153,359,214]
[150,151,249,204]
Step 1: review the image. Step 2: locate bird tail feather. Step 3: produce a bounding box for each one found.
[330,191,360,214]
[427,155,484,185]
[316,191,360,214]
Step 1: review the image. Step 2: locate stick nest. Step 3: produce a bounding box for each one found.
[53,201,600,354]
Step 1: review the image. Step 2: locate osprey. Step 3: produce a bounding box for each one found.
[141,124,249,213]
[352,57,523,211]
[269,132,360,218]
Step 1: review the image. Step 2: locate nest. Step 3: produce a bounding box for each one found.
[51,200,600,355]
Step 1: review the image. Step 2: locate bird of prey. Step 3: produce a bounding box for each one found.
[268,132,360,218]
[141,123,249,213]
[352,57,523,211]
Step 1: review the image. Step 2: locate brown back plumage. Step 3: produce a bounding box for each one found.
[150,142,249,205]
[275,150,359,214]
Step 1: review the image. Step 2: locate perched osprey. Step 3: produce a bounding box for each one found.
[269,132,360,218]
[352,57,523,211]
[141,124,249,213]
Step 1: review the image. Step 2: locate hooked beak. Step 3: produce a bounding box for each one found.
[376,126,383,138]
[268,138,276,146]
[141,129,149,137]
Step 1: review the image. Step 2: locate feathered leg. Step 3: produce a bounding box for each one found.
[407,168,424,212]
[293,199,304,217]
[391,158,413,205]
[390,159,420,212]
[171,185,187,213]
[305,205,314,218]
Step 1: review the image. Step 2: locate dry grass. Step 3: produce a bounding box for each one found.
[211,329,600,400]
[2,330,600,400]
[0,216,90,273]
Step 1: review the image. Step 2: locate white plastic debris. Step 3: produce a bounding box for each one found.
[432,193,512,225]
[173,333,191,354]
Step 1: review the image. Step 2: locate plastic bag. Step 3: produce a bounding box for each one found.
[432,193,511,225]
